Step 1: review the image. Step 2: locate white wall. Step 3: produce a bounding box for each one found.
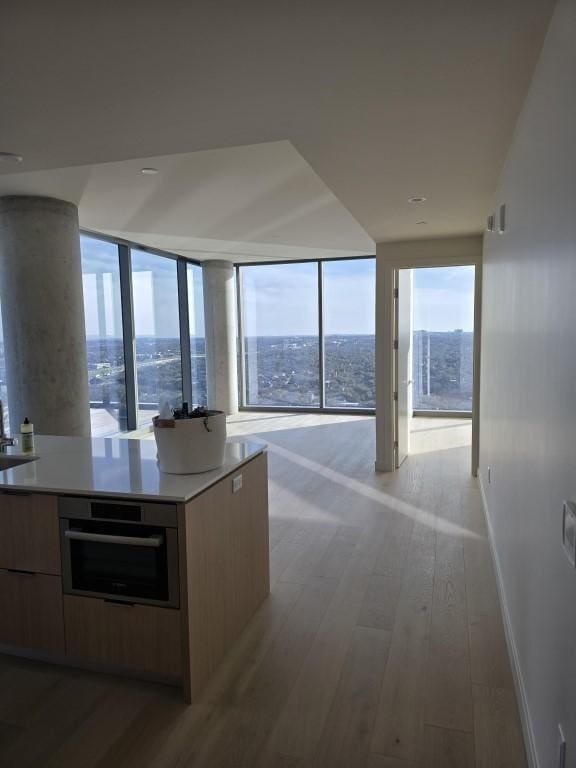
[480,1,576,765]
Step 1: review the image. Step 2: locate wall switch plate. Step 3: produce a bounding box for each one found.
[498,203,506,233]
[232,474,243,493]
[558,723,566,768]
[562,502,576,567]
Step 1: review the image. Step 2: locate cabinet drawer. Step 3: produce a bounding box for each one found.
[0,493,60,575]
[0,570,65,654]
[64,596,181,680]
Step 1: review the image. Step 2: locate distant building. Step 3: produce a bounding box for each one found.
[413,329,473,411]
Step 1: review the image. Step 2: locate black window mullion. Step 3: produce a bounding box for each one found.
[236,266,247,408]
[118,244,138,431]
[318,261,325,409]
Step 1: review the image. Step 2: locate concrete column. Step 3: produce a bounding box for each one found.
[0,196,90,436]
[202,260,238,415]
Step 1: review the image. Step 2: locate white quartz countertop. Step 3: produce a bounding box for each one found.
[0,435,266,502]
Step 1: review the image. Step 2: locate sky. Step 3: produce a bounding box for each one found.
[242,261,475,336]
[412,265,475,332]
[81,235,204,338]
[80,235,475,338]
[242,260,376,337]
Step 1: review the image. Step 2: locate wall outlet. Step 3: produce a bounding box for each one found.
[562,502,576,567]
[558,723,566,768]
[232,474,243,493]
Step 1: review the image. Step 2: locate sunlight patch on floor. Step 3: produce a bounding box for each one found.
[264,437,480,540]
[409,416,472,455]
[227,411,371,436]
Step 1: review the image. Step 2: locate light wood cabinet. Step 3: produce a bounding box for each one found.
[180,451,270,699]
[0,492,60,575]
[63,595,182,680]
[0,451,269,701]
[0,570,65,653]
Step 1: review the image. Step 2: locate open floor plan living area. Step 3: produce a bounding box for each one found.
[0,1,574,766]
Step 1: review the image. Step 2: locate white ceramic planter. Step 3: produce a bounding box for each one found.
[153,411,226,474]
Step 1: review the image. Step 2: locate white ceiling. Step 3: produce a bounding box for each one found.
[0,142,374,261]
[0,0,555,259]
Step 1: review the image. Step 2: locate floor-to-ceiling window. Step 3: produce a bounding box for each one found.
[322,259,375,408]
[237,257,375,411]
[131,249,182,424]
[80,234,204,435]
[241,262,320,407]
[412,265,475,412]
[187,263,207,407]
[80,235,127,434]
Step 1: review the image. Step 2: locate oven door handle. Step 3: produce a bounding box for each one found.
[64,530,164,548]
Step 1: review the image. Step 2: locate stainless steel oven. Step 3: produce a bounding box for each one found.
[59,497,179,608]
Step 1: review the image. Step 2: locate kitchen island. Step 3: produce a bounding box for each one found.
[0,435,269,703]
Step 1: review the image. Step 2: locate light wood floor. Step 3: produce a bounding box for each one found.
[0,414,525,768]
[410,416,472,455]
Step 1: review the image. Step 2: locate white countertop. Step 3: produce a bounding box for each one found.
[0,436,266,502]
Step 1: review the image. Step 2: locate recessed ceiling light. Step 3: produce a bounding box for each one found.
[141,167,158,175]
[0,152,23,164]
[409,196,426,203]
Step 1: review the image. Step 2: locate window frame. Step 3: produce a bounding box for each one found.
[80,229,203,432]
[235,254,376,415]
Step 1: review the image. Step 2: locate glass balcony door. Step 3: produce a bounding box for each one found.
[241,262,321,408]
[237,257,376,412]
[412,266,475,413]
[131,249,183,425]
[80,235,205,435]
[80,235,127,435]
[322,259,375,409]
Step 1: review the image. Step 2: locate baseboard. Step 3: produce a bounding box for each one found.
[478,472,539,768]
